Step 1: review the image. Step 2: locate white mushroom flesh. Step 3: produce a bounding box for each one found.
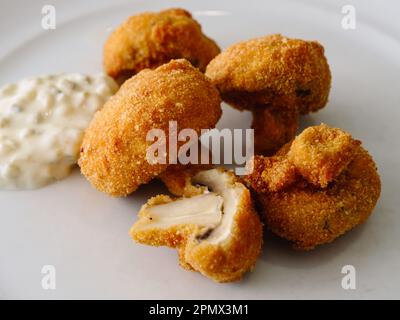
[136,169,243,245]
[192,169,242,244]
[138,192,223,231]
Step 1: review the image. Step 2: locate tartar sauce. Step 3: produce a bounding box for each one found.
[0,73,118,189]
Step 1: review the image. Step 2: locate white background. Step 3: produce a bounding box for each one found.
[0,0,399,299]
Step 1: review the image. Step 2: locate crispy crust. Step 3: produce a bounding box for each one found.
[245,125,381,250]
[130,168,263,282]
[79,59,222,196]
[205,34,331,114]
[104,8,220,80]
[158,163,214,197]
[247,155,297,193]
[251,106,299,155]
[287,124,361,187]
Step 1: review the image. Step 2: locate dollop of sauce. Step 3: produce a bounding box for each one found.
[0,74,118,190]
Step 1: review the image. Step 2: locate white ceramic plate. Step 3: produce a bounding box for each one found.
[0,0,399,299]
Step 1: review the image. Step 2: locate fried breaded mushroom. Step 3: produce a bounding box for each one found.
[245,124,381,250]
[206,34,331,154]
[79,59,222,196]
[131,168,263,282]
[206,34,331,113]
[104,8,220,81]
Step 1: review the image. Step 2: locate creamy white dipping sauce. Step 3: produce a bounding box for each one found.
[0,73,118,190]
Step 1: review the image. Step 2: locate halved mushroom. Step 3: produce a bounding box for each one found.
[130,168,263,282]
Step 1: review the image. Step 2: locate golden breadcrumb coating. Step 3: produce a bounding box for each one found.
[245,124,381,250]
[130,168,263,282]
[79,59,222,196]
[247,155,297,193]
[252,107,299,155]
[287,124,361,187]
[158,163,214,197]
[104,8,220,80]
[205,34,331,114]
